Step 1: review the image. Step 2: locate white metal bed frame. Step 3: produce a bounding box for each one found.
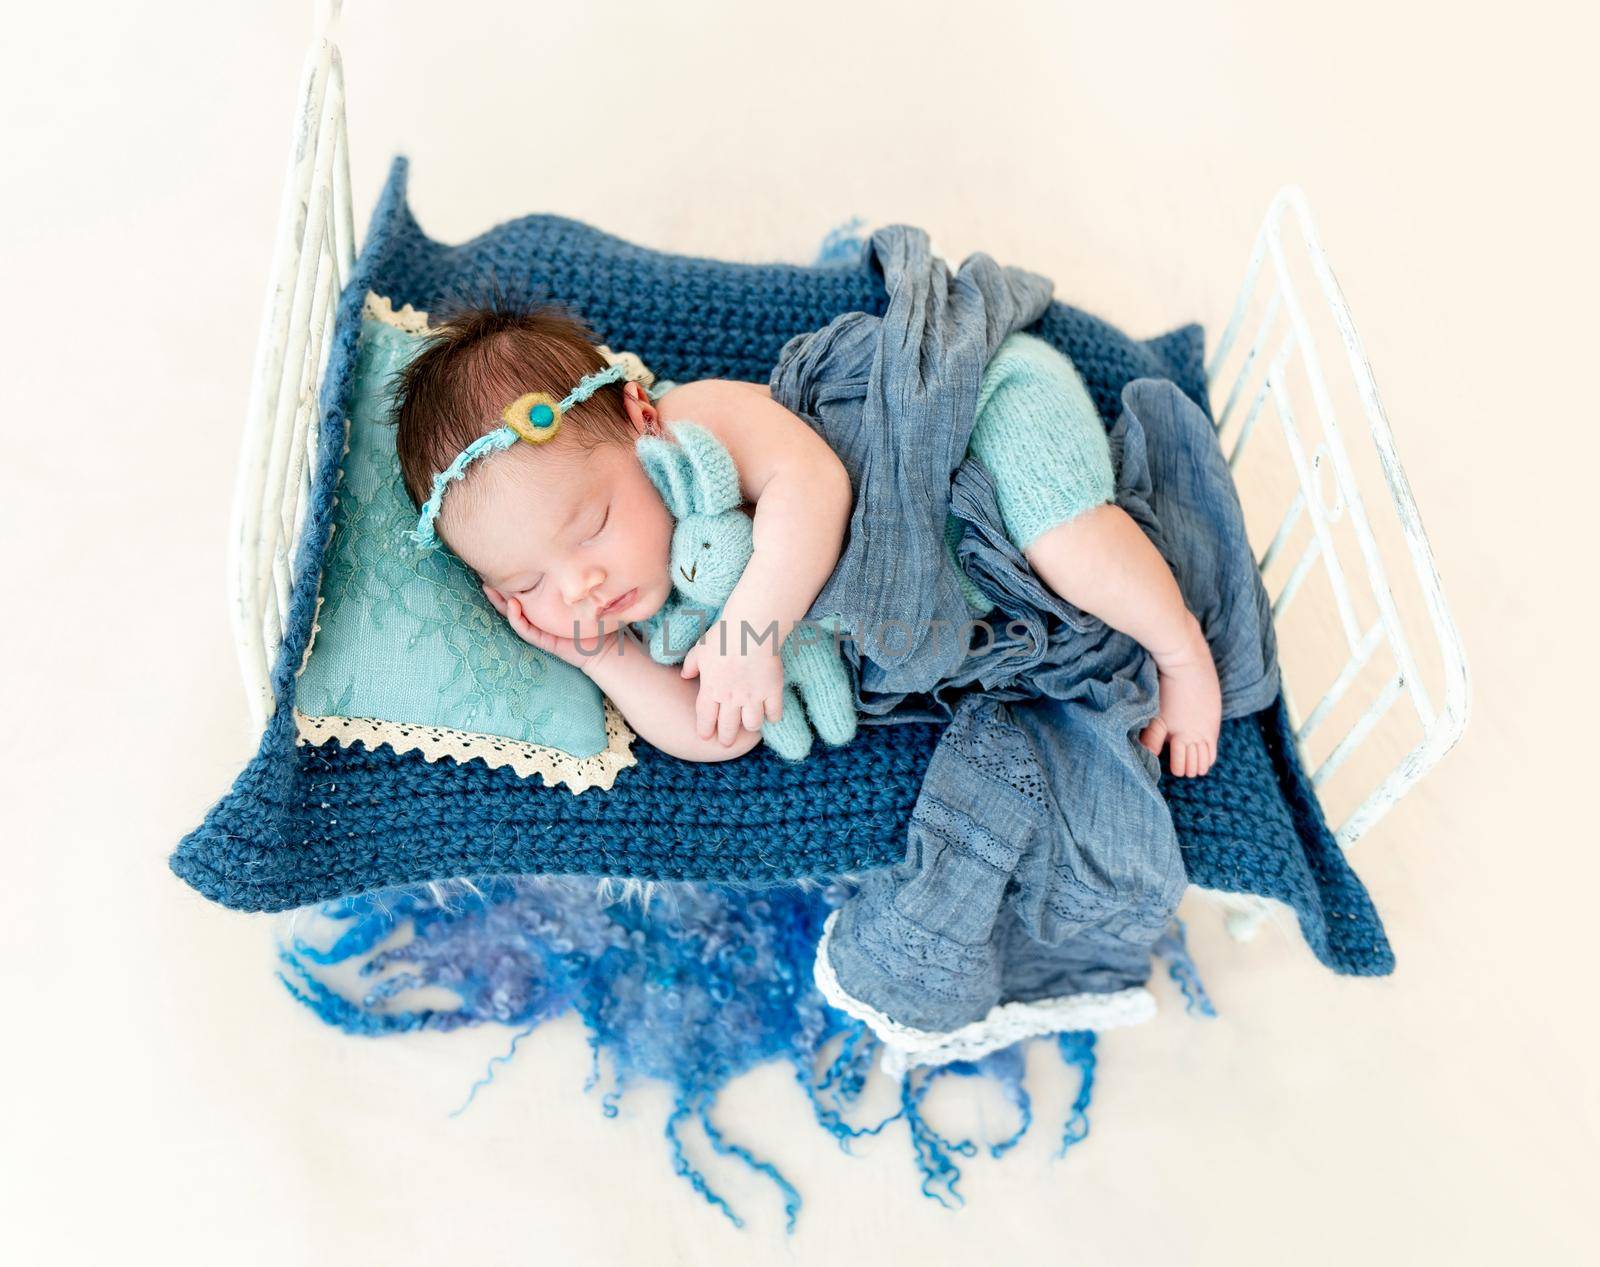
[231,8,354,723]
[231,8,1469,929]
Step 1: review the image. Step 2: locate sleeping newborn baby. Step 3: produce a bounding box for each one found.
[393,300,1221,773]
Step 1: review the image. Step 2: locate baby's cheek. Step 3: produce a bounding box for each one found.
[516,595,556,633]
[632,589,668,624]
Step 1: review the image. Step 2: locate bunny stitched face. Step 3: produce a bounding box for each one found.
[636,422,754,610]
[671,511,754,607]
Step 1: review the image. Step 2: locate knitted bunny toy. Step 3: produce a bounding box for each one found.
[634,420,857,761]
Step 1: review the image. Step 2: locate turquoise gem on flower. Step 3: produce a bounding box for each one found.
[529,403,555,428]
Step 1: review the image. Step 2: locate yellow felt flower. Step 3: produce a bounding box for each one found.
[504,391,563,444]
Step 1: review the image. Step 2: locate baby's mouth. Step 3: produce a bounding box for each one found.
[597,588,637,618]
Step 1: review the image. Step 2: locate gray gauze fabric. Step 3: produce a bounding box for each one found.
[769,225,1282,1033]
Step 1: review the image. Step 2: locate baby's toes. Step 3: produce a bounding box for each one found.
[1171,739,1202,778]
[1140,717,1169,757]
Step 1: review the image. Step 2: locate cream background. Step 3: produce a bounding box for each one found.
[3,1,1596,1263]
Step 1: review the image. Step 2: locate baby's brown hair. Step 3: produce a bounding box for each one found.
[393,298,636,510]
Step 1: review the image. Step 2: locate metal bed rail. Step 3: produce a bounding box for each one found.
[1206,187,1469,853]
[230,7,355,727]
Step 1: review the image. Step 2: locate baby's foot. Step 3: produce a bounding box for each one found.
[1138,618,1221,778]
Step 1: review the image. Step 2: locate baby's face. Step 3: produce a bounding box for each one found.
[440,434,675,642]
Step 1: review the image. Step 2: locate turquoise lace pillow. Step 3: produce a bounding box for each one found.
[293,296,633,789]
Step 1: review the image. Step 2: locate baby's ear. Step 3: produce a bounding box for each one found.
[622,380,663,436]
[670,422,742,515]
[635,434,696,518]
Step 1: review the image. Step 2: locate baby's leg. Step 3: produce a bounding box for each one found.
[1024,505,1220,776]
[964,333,1219,776]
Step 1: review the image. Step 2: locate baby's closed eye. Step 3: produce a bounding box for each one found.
[582,504,611,542]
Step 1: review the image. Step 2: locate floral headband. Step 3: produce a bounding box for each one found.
[409,361,631,550]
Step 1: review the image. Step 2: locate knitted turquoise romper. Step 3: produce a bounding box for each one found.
[944,331,1115,611]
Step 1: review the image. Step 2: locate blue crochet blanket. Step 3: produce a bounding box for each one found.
[172,157,1392,978]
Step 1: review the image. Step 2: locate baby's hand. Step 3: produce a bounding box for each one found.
[482,584,614,672]
[1138,618,1222,778]
[680,625,784,747]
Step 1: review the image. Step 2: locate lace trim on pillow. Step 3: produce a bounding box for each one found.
[294,698,637,794]
[595,345,657,388]
[813,910,1156,1076]
[360,292,660,390]
[294,553,638,793]
[362,292,432,334]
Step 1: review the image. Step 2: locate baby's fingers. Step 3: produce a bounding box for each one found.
[741,700,764,733]
[764,693,783,723]
[717,699,742,747]
[695,690,718,742]
[482,584,509,616]
[506,597,548,648]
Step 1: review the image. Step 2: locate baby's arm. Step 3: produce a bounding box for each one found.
[656,381,853,745]
[585,629,764,761]
[486,589,760,763]
[1024,505,1222,777]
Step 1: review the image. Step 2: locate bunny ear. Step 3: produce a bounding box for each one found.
[635,434,697,518]
[668,421,742,515]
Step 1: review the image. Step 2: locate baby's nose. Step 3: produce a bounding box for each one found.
[563,569,604,606]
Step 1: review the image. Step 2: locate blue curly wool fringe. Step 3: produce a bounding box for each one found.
[812,216,869,267]
[278,878,1208,1229]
